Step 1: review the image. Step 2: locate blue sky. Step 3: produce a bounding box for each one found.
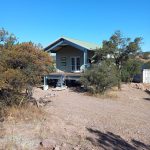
[1,0,150,51]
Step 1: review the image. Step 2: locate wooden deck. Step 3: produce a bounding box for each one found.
[46,72,82,81]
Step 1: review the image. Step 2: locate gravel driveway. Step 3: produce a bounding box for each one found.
[1,84,150,150]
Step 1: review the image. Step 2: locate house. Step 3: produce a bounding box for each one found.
[43,36,99,90]
[44,36,99,72]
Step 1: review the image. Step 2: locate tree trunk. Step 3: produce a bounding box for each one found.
[117,77,121,90]
[117,65,122,90]
[26,84,33,100]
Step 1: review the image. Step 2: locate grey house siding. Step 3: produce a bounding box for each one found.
[56,46,84,72]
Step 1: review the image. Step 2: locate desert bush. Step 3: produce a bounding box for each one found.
[80,61,118,94]
[0,28,54,118]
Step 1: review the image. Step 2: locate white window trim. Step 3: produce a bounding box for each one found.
[70,56,81,72]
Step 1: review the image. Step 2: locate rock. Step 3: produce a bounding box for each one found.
[61,143,67,147]
[38,139,56,150]
[73,145,81,150]
[54,145,60,150]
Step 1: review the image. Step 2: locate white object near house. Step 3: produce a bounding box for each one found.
[143,69,150,83]
[43,76,49,90]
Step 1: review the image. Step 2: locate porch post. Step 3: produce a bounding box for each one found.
[43,75,48,90]
[84,49,88,69]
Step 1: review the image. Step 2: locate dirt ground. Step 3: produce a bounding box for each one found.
[0,84,150,150]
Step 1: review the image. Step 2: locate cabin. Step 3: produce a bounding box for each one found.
[43,37,99,90]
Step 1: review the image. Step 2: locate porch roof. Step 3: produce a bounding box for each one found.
[44,36,100,53]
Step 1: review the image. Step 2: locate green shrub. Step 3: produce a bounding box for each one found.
[80,61,118,94]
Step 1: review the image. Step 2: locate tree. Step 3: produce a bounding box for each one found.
[121,59,142,82]
[0,28,53,115]
[93,31,142,89]
[0,27,17,48]
[80,61,118,94]
[144,61,150,69]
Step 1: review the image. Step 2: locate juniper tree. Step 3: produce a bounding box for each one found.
[93,31,142,89]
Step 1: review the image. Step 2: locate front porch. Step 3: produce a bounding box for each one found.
[43,72,82,90]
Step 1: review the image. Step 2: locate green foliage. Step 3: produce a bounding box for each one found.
[93,31,142,89]
[144,61,150,69]
[0,27,17,48]
[121,59,142,82]
[81,61,118,94]
[0,28,53,116]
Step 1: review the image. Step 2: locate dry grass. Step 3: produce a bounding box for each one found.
[0,105,47,149]
[104,90,118,99]
[1,140,30,150]
[5,104,46,123]
[2,141,19,150]
[85,86,119,99]
[94,91,118,100]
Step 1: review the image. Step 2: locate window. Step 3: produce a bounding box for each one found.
[71,57,75,71]
[61,57,66,67]
[71,57,80,71]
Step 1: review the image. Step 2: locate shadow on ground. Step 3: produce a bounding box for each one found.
[86,128,150,150]
[145,90,150,95]
[143,98,150,101]
[144,90,150,101]
[69,87,86,93]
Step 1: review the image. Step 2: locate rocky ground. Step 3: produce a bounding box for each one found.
[0,83,150,150]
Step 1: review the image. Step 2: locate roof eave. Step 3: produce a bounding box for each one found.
[44,37,100,52]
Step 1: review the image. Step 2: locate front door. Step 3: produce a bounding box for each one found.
[71,57,80,72]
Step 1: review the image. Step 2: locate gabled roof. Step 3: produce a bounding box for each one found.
[44,36,100,52]
[61,36,100,50]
